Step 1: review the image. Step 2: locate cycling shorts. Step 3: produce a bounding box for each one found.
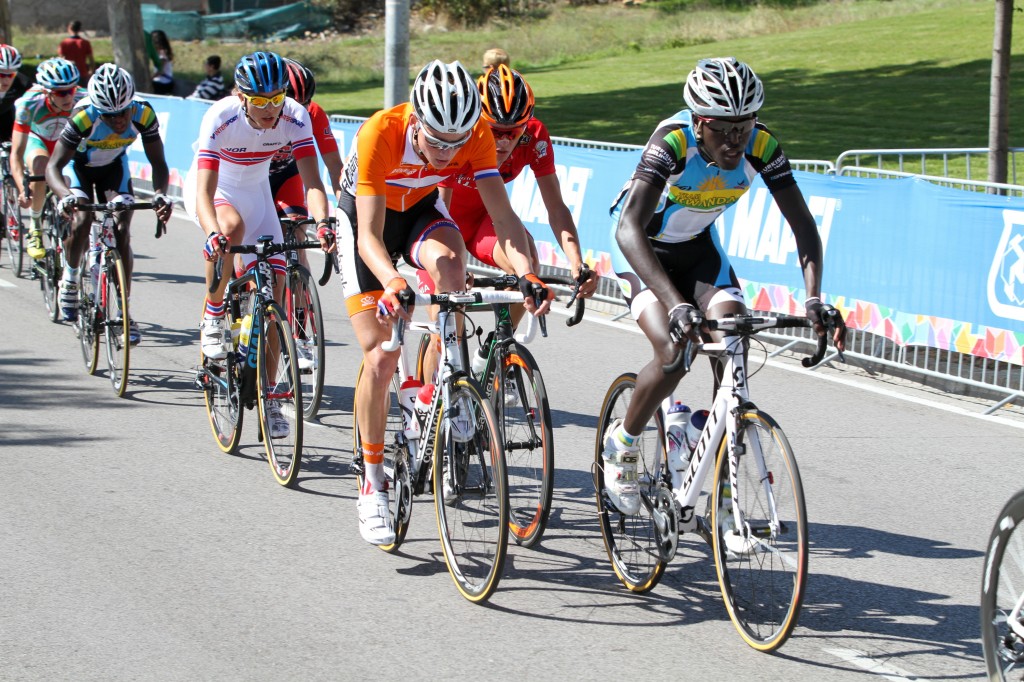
[67,155,133,201]
[337,188,457,316]
[24,134,57,159]
[414,213,499,294]
[270,162,307,218]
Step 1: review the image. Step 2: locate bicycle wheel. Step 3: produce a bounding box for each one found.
[102,251,131,397]
[433,375,508,603]
[494,345,554,548]
[593,372,668,593]
[256,301,304,487]
[201,304,245,454]
[711,408,807,652]
[286,265,326,420]
[3,177,23,277]
[77,270,100,375]
[982,489,1024,681]
[352,361,413,553]
[40,196,62,322]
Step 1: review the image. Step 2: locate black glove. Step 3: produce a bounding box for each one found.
[668,303,701,344]
[517,273,551,307]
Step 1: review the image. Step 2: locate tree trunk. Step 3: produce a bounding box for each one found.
[107,0,150,91]
[988,0,1013,191]
[0,0,11,45]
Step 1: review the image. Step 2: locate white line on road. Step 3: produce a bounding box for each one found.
[0,278,16,288]
[823,647,935,681]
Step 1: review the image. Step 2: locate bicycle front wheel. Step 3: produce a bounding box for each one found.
[593,372,668,593]
[712,408,807,652]
[352,362,413,553]
[257,301,304,487]
[40,196,62,322]
[77,271,99,375]
[3,177,23,278]
[102,251,131,397]
[495,345,554,548]
[982,489,1024,681]
[434,375,508,603]
[286,265,326,420]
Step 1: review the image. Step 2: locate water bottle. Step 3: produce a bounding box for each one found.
[237,314,253,357]
[414,383,435,431]
[665,402,691,489]
[89,242,102,293]
[399,377,423,440]
[471,346,488,377]
[684,409,710,453]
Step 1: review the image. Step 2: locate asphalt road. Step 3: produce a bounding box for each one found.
[1,210,1021,681]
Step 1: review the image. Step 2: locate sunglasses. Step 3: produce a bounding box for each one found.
[695,115,757,137]
[0,72,15,80]
[51,87,76,97]
[490,124,525,141]
[242,91,286,109]
[101,107,131,120]
[417,123,470,151]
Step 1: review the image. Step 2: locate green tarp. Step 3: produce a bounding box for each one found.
[142,2,332,42]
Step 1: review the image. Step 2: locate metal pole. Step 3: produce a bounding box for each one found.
[383,0,410,109]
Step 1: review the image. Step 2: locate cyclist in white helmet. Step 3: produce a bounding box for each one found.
[337,58,552,546]
[12,57,85,260]
[599,57,847,515]
[0,44,29,143]
[46,63,172,342]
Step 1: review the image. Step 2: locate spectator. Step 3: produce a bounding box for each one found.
[149,30,174,95]
[57,20,95,80]
[190,55,226,101]
[482,47,510,72]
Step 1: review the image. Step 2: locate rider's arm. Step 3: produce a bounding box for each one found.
[773,184,822,300]
[476,174,537,279]
[44,140,75,199]
[322,149,343,199]
[195,167,222,239]
[141,136,172,222]
[438,185,453,208]
[10,127,27,198]
[295,154,328,223]
[616,176,686,311]
[536,172,596,296]
[355,193,402,285]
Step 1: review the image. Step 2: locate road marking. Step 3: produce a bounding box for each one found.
[0,278,16,288]
[823,647,934,681]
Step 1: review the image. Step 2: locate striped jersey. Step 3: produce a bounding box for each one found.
[60,97,161,167]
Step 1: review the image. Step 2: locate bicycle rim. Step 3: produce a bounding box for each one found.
[434,376,508,603]
[288,266,326,420]
[982,489,1024,681]
[257,301,304,487]
[352,362,413,553]
[593,372,667,593]
[41,199,61,322]
[4,179,23,277]
[77,273,99,375]
[497,346,554,548]
[712,409,807,652]
[102,253,131,397]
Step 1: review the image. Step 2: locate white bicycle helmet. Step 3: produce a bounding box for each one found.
[410,60,480,135]
[88,63,135,113]
[36,58,80,89]
[0,44,21,72]
[683,57,764,118]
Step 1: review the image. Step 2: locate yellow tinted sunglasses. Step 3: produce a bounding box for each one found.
[242,91,286,109]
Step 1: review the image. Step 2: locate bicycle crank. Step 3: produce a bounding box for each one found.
[651,486,679,561]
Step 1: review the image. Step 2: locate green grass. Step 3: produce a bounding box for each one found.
[13,0,1022,168]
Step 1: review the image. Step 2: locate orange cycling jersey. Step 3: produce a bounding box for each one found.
[342,102,502,212]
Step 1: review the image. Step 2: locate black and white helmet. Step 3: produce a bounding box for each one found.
[410,60,480,135]
[683,57,764,118]
[0,44,21,72]
[88,63,135,113]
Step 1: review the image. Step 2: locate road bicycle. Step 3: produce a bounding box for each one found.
[280,216,337,421]
[24,174,69,322]
[593,310,842,651]
[351,288,539,602]
[0,142,24,277]
[982,488,1024,680]
[416,270,588,548]
[196,235,323,487]
[74,200,160,397]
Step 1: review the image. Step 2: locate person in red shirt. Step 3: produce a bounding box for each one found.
[57,21,95,80]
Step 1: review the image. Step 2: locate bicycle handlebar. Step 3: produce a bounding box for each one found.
[280,216,341,287]
[470,269,588,328]
[209,238,324,293]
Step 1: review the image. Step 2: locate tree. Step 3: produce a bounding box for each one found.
[0,0,10,45]
[107,0,151,91]
[988,0,1014,190]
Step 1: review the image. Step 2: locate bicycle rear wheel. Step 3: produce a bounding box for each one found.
[3,177,23,278]
[102,251,131,397]
[712,408,807,652]
[982,489,1024,681]
[40,196,62,322]
[257,301,304,487]
[494,345,554,548]
[593,372,668,593]
[434,375,508,603]
[286,264,326,420]
[352,362,413,553]
[77,272,99,375]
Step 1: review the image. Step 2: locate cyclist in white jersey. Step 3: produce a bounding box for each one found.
[184,51,335,437]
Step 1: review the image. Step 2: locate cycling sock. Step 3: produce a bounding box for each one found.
[62,266,80,284]
[204,298,226,319]
[361,442,385,493]
[616,425,639,448]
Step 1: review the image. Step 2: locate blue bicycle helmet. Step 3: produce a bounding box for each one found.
[234,52,286,95]
[36,58,80,89]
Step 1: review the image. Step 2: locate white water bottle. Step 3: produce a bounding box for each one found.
[684,409,710,453]
[665,402,691,489]
[89,243,102,292]
[399,377,423,440]
[414,383,435,431]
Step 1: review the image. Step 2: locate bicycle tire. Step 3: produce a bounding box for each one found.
[102,251,131,397]
[77,269,99,375]
[352,361,413,553]
[256,300,304,487]
[200,303,245,455]
[711,408,807,652]
[593,372,667,593]
[433,375,508,603]
[492,345,554,548]
[40,196,61,322]
[982,488,1024,681]
[3,177,23,278]
[286,265,326,420]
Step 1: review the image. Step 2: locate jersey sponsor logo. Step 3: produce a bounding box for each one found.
[987,209,1024,321]
[224,147,246,153]
[211,115,239,138]
[668,185,745,211]
[360,294,377,308]
[534,140,549,160]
